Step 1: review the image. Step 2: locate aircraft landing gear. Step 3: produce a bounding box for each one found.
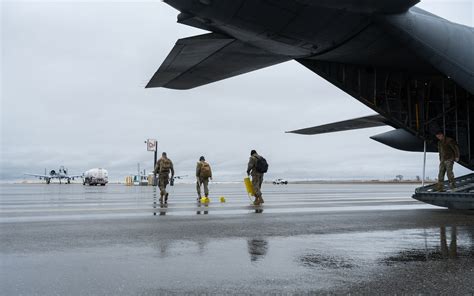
[67,178,71,184]
[46,178,51,184]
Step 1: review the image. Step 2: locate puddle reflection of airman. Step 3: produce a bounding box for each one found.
[158,241,171,258]
[196,156,212,201]
[440,226,457,259]
[435,131,460,191]
[196,239,208,255]
[247,238,269,262]
[247,150,267,206]
[159,203,167,216]
[154,152,174,203]
[196,203,209,215]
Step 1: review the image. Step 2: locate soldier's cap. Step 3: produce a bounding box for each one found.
[199,156,205,161]
[162,152,167,156]
[251,150,257,155]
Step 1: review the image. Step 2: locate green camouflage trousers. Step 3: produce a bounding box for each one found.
[437,160,455,189]
[252,173,264,198]
[196,178,209,198]
[158,174,169,197]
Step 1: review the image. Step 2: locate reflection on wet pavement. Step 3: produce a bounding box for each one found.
[196,203,209,215]
[382,226,474,264]
[3,225,472,294]
[295,226,473,270]
[1,184,473,294]
[247,239,269,262]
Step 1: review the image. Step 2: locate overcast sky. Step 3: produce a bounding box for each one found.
[1,0,472,182]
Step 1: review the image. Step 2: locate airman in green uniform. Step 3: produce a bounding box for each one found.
[196,156,212,200]
[154,152,174,203]
[247,150,265,206]
[435,131,460,191]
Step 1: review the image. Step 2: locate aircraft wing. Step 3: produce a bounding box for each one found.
[286,114,392,135]
[24,173,50,178]
[295,0,419,13]
[146,33,290,90]
[68,175,83,179]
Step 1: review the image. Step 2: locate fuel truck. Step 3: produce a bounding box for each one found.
[83,168,108,186]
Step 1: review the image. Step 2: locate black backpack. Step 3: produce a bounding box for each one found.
[255,156,269,173]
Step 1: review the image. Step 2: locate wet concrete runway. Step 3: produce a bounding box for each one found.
[1,183,473,294]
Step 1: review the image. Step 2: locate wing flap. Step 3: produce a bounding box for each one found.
[146,33,290,90]
[287,114,391,135]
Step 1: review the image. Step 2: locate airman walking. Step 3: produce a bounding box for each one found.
[154,152,175,203]
[196,156,212,201]
[247,150,268,206]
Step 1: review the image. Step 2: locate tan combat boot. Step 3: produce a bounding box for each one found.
[253,197,261,206]
[436,183,445,192]
[449,182,456,190]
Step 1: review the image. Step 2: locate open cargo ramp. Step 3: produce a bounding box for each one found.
[412,174,474,210]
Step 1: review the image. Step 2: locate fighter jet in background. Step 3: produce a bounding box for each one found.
[147,0,473,172]
[25,166,82,184]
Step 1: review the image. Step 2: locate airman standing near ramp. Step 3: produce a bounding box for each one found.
[247,150,268,206]
[196,156,212,201]
[435,131,460,191]
[154,152,174,203]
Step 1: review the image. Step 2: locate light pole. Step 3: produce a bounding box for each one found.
[145,139,158,186]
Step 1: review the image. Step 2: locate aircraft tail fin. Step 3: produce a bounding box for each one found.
[146,33,290,90]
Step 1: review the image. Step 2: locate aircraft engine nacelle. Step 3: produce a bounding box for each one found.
[50,170,56,176]
[370,129,437,153]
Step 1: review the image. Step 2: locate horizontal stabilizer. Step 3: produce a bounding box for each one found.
[296,0,419,14]
[146,33,290,90]
[287,114,390,135]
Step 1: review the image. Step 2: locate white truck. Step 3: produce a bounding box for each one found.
[273,178,288,185]
[83,168,108,186]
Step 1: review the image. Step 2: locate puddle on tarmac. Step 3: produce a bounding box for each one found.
[2,226,473,294]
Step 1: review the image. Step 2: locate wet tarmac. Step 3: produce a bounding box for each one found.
[1,183,473,294]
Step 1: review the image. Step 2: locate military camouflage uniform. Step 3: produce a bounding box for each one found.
[247,154,264,205]
[154,157,174,202]
[196,161,212,199]
[437,137,460,190]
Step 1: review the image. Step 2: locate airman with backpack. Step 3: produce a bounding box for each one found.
[246,150,268,206]
[196,156,212,201]
[154,152,174,203]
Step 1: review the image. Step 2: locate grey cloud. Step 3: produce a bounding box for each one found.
[1,1,472,182]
